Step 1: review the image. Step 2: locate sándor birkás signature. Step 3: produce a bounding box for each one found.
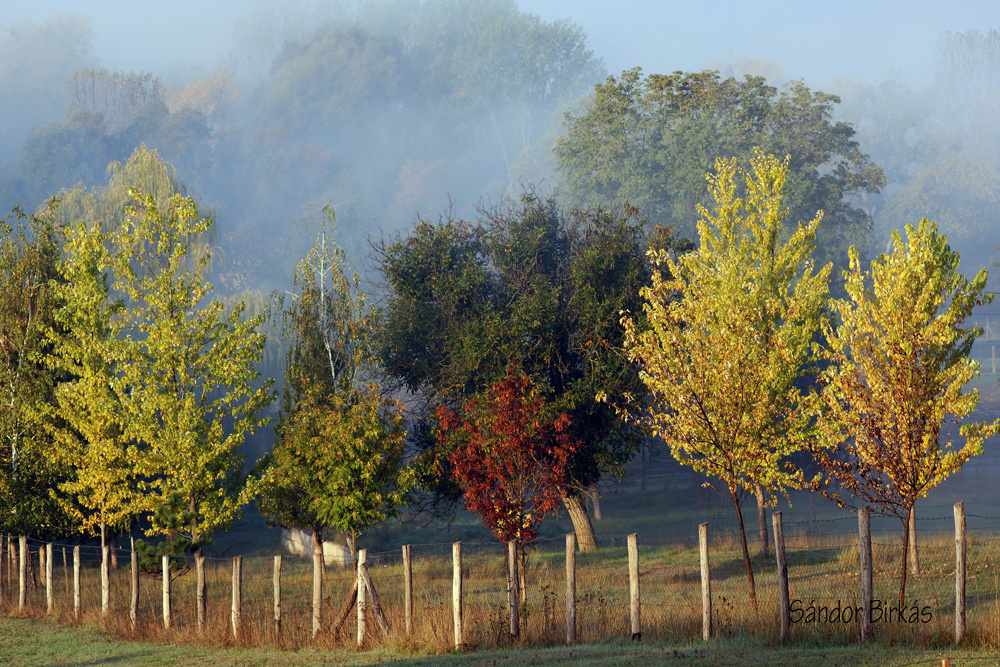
[790,599,933,624]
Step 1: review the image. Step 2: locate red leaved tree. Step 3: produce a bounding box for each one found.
[437,364,581,591]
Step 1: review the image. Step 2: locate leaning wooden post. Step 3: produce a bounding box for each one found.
[508,540,520,638]
[859,506,873,642]
[130,546,139,630]
[62,547,68,600]
[18,536,26,611]
[231,556,242,640]
[452,541,463,648]
[699,523,711,641]
[628,533,641,640]
[402,545,412,636]
[955,501,966,644]
[566,533,576,644]
[45,543,53,614]
[357,548,367,647]
[273,555,282,636]
[73,546,80,620]
[772,511,790,641]
[312,550,323,639]
[196,554,206,631]
[39,544,45,599]
[162,554,171,630]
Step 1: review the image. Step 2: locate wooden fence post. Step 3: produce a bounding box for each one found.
[45,543,53,614]
[273,555,281,636]
[859,506,873,642]
[196,555,206,631]
[39,544,45,599]
[508,540,519,638]
[62,547,68,599]
[18,536,26,611]
[231,556,242,640]
[402,545,412,636]
[357,548,367,647]
[0,535,4,600]
[73,546,80,620]
[628,533,641,640]
[772,511,790,641]
[162,554,171,630]
[101,545,110,615]
[566,533,576,645]
[130,546,138,630]
[699,523,711,641]
[955,501,966,644]
[453,542,463,648]
[312,550,323,639]
[908,506,919,575]
[358,557,391,637]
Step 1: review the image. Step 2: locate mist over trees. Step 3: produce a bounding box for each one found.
[2,1,999,559]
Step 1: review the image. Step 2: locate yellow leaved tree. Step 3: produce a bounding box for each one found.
[619,150,830,605]
[810,218,999,607]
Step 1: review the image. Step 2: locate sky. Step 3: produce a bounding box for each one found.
[7,0,1000,89]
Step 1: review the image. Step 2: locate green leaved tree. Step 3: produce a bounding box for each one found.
[810,218,999,608]
[256,209,412,561]
[111,189,272,556]
[42,219,138,609]
[621,151,830,605]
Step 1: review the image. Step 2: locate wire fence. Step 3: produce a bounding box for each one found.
[3,503,999,650]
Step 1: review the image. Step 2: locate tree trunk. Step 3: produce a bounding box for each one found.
[563,494,597,551]
[755,484,768,559]
[731,489,757,609]
[589,486,602,522]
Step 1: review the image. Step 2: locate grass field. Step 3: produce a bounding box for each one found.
[5,615,999,667]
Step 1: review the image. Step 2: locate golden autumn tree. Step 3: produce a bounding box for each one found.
[43,220,138,611]
[619,151,830,605]
[810,218,999,607]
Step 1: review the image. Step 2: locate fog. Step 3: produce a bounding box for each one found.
[3,0,1000,467]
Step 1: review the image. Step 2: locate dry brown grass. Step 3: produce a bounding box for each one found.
[5,530,1000,653]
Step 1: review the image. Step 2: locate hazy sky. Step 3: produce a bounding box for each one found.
[7,0,1000,88]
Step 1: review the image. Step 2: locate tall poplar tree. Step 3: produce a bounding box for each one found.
[620,151,830,605]
[112,189,272,552]
[811,218,999,607]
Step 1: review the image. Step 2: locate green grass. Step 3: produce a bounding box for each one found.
[1,616,994,666]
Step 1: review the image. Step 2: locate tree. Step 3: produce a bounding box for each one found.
[111,189,272,554]
[556,68,885,273]
[620,152,830,604]
[0,205,71,535]
[810,218,998,608]
[256,211,411,560]
[377,196,662,550]
[438,364,581,581]
[43,218,139,582]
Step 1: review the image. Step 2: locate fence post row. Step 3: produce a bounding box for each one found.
[312,550,322,640]
[402,544,412,637]
[231,556,242,640]
[45,543,53,615]
[699,523,711,642]
[566,533,576,645]
[772,511,790,642]
[628,533,641,641]
[130,546,139,630]
[955,501,966,644]
[357,548,367,647]
[18,536,26,611]
[858,506,873,642]
[196,554,206,632]
[73,546,80,620]
[162,554,171,630]
[273,555,281,636]
[508,540,519,639]
[453,541,463,649]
